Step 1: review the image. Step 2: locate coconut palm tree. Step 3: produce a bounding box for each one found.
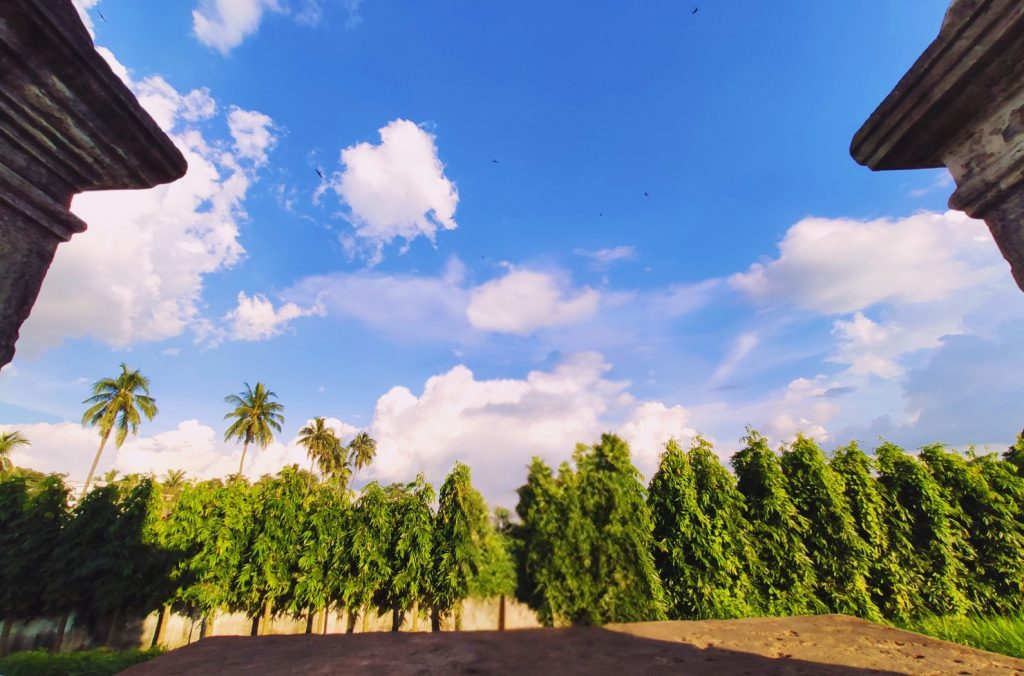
[348,432,377,482]
[0,430,29,473]
[163,469,187,490]
[224,382,285,477]
[81,364,158,495]
[297,417,347,480]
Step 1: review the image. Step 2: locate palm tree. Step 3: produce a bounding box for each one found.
[0,430,30,473]
[348,432,377,482]
[296,417,347,480]
[163,469,187,490]
[224,382,285,476]
[81,363,158,494]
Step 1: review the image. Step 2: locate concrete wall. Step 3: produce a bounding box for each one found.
[1,597,540,653]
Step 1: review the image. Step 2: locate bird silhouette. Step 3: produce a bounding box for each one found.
[492,159,499,164]
[97,9,108,21]
[692,7,699,14]
[315,168,325,181]
[643,192,650,197]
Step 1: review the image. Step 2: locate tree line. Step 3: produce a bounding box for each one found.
[514,430,1024,627]
[0,462,516,655]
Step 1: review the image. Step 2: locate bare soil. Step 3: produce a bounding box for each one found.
[122,614,1024,675]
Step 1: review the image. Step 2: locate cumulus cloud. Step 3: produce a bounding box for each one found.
[192,0,282,54]
[228,106,276,166]
[330,119,459,263]
[3,357,696,502]
[18,52,276,355]
[730,211,1003,314]
[617,401,697,474]
[467,268,600,335]
[221,291,325,342]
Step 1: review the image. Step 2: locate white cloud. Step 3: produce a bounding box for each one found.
[730,211,1003,314]
[228,107,276,166]
[617,401,697,475]
[467,268,600,335]
[192,0,282,54]
[286,258,472,343]
[3,357,696,501]
[222,291,325,342]
[575,245,636,266]
[330,119,458,263]
[828,311,963,379]
[17,52,276,356]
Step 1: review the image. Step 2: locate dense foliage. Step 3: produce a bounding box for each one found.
[514,432,1024,627]
[2,427,1024,653]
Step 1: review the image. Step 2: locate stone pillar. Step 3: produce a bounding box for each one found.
[851,0,1024,291]
[0,0,187,369]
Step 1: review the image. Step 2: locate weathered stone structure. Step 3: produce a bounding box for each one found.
[852,0,1024,291]
[0,0,186,369]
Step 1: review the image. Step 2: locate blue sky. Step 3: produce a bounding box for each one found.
[4,0,1023,503]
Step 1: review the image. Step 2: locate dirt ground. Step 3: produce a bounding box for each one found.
[123,614,1024,675]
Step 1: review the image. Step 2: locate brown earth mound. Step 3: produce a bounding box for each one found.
[122,614,1024,675]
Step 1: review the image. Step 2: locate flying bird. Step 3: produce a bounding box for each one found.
[692,7,699,14]
[315,168,325,181]
[643,192,650,197]
[492,159,499,164]
[97,9,108,22]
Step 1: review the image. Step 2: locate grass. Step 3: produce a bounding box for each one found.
[902,615,1024,659]
[0,647,161,676]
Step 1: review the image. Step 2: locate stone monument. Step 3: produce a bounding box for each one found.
[0,0,187,369]
[851,0,1024,291]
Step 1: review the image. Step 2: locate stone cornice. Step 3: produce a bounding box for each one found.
[0,0,187,239]
[850,0,1024,174]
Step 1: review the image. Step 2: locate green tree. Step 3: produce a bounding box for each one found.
[80,364,158,494]
[236,467,309,633]
[647,439,708,619]
[297,417,346,481]
[292,479,349,633]
[341,481,393,632]
[223,383,285,477]
[1005,430,1024,477]
[876,442,974,616]
[516,435,665,626]
[430,463,488,630]
[0,431,29,474]
[780,435,878,619]
[1,476,69,655]
[688,436,759,618]
[375,477,434,631]
[731,429,817,615]
[830,442,918,621]
[920,445,1024,614]
[648,436,756,620]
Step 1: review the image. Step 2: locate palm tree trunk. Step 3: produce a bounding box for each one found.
[431,607,441,632]
[82,429,111,495]
[411,601,418,632]
[454,602,463,632]
[238,441,251,477]
[320,606,329,634]
[0,619,13,657]
[361,605,370,633]
[305,609,314,634]
[53,612,70,652]
[250,615,259,636]
[498,594,506,631]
